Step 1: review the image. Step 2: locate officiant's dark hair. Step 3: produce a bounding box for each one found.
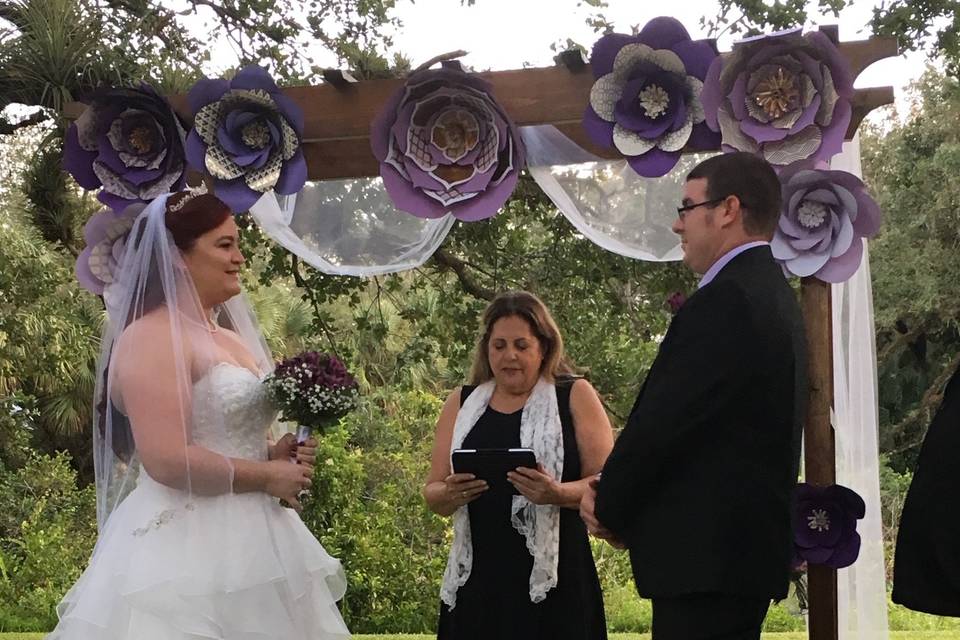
[687,152,781,236]
[468,291,575,385]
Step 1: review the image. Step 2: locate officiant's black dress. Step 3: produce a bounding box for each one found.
[892,365,960,617]
[437,379,607,640]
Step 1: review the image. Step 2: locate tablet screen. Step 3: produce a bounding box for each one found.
[452,448,538,495]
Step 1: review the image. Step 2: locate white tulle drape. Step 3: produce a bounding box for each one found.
[248,180,454,277]
[522,125,715,262]
[247,126,709,275]
[829,136,890,640]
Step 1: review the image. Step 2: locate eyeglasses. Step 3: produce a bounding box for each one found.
[676,197,727,220]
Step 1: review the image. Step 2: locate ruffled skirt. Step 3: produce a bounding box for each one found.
[48,475,349,640]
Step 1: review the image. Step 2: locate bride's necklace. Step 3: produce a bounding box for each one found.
[180,310,219,333]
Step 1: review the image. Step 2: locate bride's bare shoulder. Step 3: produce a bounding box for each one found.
[113,308,194,368]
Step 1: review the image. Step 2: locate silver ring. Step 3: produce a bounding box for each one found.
[461,491,467,499]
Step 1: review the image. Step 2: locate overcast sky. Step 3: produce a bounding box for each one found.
[193,0,928,114]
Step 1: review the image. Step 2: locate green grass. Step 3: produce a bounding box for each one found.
[7,633,960,639]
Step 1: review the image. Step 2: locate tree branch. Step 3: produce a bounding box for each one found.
[0,110,50,135]
[877,317,932,364]
[430,247,496,301]
[886,351,960,456]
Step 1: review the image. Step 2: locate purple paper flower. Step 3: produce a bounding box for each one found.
[583,17,720,178]
[75,203,145,295]
[793,482,865,569]
[63,85,187,212]
[370,65,525,221]
[772,167,881,282]
[701,28,854,169]
[185,65,306,213]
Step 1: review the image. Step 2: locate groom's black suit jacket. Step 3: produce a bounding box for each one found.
[595,245,807,600]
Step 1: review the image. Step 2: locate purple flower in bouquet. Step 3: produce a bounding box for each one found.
[583,17,720,178]
[370,65,526,221]
[700,28,854,170]
[75,203,146,295]
[264,351,359,433]
[63,85,187,212]
[772,167,881,283]
[186,65,306,213]
[793,482,865,569]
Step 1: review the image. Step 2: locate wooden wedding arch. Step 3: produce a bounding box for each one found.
[73,26,898,640]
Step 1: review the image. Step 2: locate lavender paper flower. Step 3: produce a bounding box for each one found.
[370,65,525,221]
[772,167,881,282]
[185,65,306,213]
[583,17,720,178]
[701,28,854,169]
[793,482,865,569]
[75,203,145,295]
[63,85,187,212]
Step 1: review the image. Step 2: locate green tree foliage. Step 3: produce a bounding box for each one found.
[0,452,97,631]
[862,69,960,470]
[701,0,960,76]
[0,195,102,478]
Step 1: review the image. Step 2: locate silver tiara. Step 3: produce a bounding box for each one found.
[169,183,209,213]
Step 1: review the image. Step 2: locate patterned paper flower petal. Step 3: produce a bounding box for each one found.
[185,66,306,212]
[582,16,719,178]
[701,28,855,170]
[773,167,881,282]
[63,85,187,211]
[370,66,525,221]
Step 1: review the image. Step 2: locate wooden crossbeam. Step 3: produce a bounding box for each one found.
[128,34,896,181]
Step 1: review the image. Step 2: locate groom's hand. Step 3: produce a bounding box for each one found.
[580,476,626,549]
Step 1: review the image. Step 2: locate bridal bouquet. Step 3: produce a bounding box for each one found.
[263,351,360,441]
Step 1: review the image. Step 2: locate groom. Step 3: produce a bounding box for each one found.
[581,152,807,640]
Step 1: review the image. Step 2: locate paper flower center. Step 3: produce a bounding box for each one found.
[128,126,155,154]
[806,508,831,532]
[431,109,480,161]
[798,200,828,228]
[751,66,800,119]
[638,84,670,119]
[241,121,271,149]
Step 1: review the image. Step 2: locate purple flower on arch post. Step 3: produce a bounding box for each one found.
[700,28,854,169]
[185,65,306,213]
[793,482,865,569]
[370,65,526,222]
[583,17,720,178]
[63,85,187,212]
[772,166,881,282]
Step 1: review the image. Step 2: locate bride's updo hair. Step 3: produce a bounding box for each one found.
[164,192,232,252]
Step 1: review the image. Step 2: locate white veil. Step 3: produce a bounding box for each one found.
[92,193,275,529]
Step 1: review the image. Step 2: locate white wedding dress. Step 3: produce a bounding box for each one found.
[49,363,350,640]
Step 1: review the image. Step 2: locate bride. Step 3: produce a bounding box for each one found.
[50,189,350,639]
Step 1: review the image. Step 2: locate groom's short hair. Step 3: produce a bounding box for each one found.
[687,152,781,237]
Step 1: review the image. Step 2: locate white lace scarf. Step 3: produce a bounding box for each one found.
[440,378,564,609]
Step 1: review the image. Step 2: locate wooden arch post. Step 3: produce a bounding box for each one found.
[76,27,897,640]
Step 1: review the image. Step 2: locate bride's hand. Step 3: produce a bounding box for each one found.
[270,433,318,466]
[262,459,313,511]
[269,433,297,461]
